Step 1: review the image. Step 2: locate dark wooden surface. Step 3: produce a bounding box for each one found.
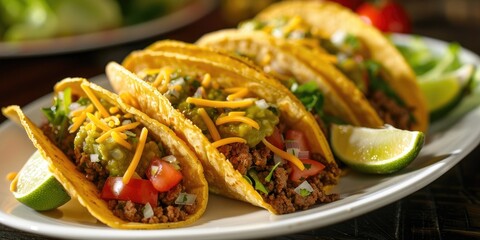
[1,2,479,239]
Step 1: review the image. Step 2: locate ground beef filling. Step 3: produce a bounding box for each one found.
[368,90,413,130]
[218,142,340,214]
[41,123,193,223]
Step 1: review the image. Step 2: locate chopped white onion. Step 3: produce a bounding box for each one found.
[124,130,136,137]
[294,181,314,196]
[90,154,100,163]
[297,151,310,160]
[143,203,154,218]
[171,77,185,86]
[273,154,284,165]
[255,99,269,110]
[193,87,204,98]
[175,193,197,205]
[122,119,132,125]
[285,140,300,149]
[161,155,177,164]
[112,180,125,197]
[331,30,347,47]
[286,148,300,158]
[69,102,83,112]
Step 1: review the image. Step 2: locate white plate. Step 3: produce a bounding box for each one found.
[0,0,216,58]
[1,35,479,240]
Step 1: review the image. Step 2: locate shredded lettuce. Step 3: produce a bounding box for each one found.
[291,81,324,115]
[41,88,72,143]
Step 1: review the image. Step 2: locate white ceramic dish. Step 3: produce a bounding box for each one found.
[0,0,216,58]
[0,34,479,239]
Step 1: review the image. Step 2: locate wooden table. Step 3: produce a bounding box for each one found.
[1,3,479,240]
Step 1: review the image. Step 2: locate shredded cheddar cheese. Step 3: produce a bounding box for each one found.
[282,15,303,35]
[228,111,246,116]
[198,108,221,141]
[123,127,148,184]
[186,97,254,108]
[69,111,87,133]
[216,115,260,129]
[225,87,249,101]
[154,67,174,93]
[211,137,247,148]
[96,122,140,143]
[80,84,110,118]
[201,73,211,88]
[86,112,111,132]
[262,139,305,170]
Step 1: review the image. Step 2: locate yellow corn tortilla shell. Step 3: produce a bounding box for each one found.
[2,78,208,229]
[196,29,384,128]
[107,48,339,214]
[255,0,428,132]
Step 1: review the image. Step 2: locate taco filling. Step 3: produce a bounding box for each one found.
[240,16,415,130]
[137,68,339,214]
[40,86,198,223]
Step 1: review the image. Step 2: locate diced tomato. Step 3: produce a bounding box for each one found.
[147,157,183,192]
[289,159,325,182]
[356,0,411,33]
[265,127,284,150]
[101,177,158,207]
[285,130,310,151]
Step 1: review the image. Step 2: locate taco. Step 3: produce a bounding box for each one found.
[238,0,428,132]
[3,78,208,229]
[195,29,384,131]
[107,46,341,214]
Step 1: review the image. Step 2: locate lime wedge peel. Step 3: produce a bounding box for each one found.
[419,64,476,121]
[10,150,71,211]
[330,124,425,174]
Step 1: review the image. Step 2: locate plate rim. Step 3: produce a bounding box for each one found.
[0,0,217,58]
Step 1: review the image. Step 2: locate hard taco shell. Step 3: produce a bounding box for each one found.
[3,78,208,229]
[255,0,428,132]
[107,47,339,213]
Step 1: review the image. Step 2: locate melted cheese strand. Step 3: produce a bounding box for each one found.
[123,127,148,184]
[262,139,305,170]
[86,112,111,132]
[198,108,221,141]
[211,137,247,148]
[216,116,260,129]
[80,84,109,118]
[186,97,254,108]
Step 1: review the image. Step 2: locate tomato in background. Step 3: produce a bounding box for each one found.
[327,0,364,10]
[356,0,411,33]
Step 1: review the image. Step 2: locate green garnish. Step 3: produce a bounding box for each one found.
[299,188,311,197]
[292,81,324,115]
[265,161,281,182]
[247,169,268,194]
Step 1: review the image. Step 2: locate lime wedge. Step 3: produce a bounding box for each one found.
[330,124,425,174]
[11,151,71,211]
[419,64,475,121]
